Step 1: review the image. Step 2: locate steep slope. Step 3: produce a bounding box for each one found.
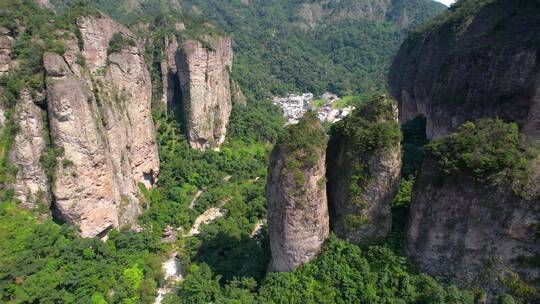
[327,96,401,245]
[8,90,50,214]
[407,119,540,299]
[176,37,233,150]
[390,0,540,140]
[178,0,446,97]
[267,113,329,272]
[42,15,159,237]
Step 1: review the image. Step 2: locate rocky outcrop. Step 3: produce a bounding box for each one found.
[8,90,50,212]
[230,79,247,106]
[176,37,233,150]
[389,0,540,140]
[36,0,51,9]
[267,113,329,272]
[0,27,14,76]
[42,14,159,238]
[407,120,540,297]
[327,96,401,245]
[161,35,179,112]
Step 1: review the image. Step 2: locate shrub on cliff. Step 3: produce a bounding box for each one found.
[278,111,327,170]
[330,96,401,156]
[426,119,536,194]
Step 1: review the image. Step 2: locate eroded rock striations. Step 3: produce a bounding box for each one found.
[176,37,233,150]
[389,0,540,140]
[8,90,50,213]
[267,113,329,272]
[159,33,242,150]
[0,27,13,77]
[41,15,159,237]
[327,96,401,245]
[407,119,540,296]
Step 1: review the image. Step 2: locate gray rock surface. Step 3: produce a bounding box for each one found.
[389,0,540,140]
[0,27,13,76]
[8,90,51,213]
[176,37,233,150]
[327,97,401,245]
[408,157,540,295]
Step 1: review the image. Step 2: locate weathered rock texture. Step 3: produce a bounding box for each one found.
[327,97,401,245]
[176,37,233,150]
[161,35,179,112]
[267,114,329,272]
[42,15,159,237]
[390,0,540,140]
[408,156,540,295]
[8,90,50,212]
[0,27,14,76]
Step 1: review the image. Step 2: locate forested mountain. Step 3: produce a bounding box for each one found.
[2,0,538,303]
[52,0,446,98]
[173,0,446,98]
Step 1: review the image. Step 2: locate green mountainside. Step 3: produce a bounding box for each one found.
[7,1,533,304]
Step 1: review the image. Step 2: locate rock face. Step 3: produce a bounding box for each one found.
[161,35,179,112]
[327,96,401,245]
[8,90,50,212]
[407,120,540,296]
[267,113,329,272]
[176,37,233,150]
[0,27,14,76]
[389,0,540,140]
[42,15,159,237]
[408,157,540,294]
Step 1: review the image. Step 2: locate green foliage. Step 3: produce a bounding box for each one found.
[107,32,136,55]
[331,96,401,156]
[174,0,444,99]
[0,202,164,303]
[426,119,536,193]
[228,100,285,144]
[500,272,538,301]
[171,235,474,303]
[412,0,496,37]
[279,111,326,168]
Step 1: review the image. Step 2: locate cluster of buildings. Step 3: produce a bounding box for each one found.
[272,92,355,125]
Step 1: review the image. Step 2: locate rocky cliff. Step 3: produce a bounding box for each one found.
[41,15,159,237]
[8,90,50,214]
[158,32,241,150]
[0,27,13,77]
[267,113,329,272]
[176,37,233,150]
[327,96,401,245]
[389,0,540,140]
[407,119,540,298]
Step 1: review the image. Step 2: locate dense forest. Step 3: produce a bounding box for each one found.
[51,0,445,98]
[1,0,533,303]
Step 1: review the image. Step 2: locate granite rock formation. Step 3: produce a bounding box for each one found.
[327,96,401,245]
[267,113,329,272]
[41,15,159,237]
[8,90,51,213]
[407,119,540,296]
[0,27,14,76]
[176,37,233,150]
[390,0,540,140]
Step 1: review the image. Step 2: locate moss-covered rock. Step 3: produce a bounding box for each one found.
[266,112,329,272]
[327,95,401,245]
[408,119,540,300]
